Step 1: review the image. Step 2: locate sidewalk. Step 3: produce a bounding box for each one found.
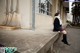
[53,27,80,53]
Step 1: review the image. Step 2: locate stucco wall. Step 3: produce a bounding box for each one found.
[10,0,32,29]
[0,0,6,25]
[35,14,53,30]
[19,0,31,29]
[52,0,61,20]
[0,0,32,29]
[0,0,67,29]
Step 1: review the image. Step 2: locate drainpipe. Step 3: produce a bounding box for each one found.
[32,0,35,30]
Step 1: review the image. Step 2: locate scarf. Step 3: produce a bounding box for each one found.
[54,16,62,25]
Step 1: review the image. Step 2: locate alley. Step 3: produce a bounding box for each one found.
[53,27,80,53]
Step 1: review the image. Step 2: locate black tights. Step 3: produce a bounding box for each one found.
[62,34,70,45]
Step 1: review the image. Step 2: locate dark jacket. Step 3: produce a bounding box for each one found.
[53,18,62,31]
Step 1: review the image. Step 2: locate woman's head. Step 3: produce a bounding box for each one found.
[54,12,60,16]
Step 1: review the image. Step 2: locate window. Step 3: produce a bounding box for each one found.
[35,0,52,16]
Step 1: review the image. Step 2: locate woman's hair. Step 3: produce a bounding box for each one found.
[54,12,59,16]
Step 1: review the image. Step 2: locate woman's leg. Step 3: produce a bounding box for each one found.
[61,30,67,34]
[61,30,70,45]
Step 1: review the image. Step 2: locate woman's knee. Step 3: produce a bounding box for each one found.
[62,30,67,34]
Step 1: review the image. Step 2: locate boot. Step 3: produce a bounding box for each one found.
[62,34,70,46]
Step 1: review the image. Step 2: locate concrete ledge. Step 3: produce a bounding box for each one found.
[37,32,61,53]
[37,23,67,53]
[0,29,61,53]
[0,23,68,53]
[0,24,68,53]
[37,24,68,53]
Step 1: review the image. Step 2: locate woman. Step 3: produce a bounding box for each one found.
[53,12,70,45]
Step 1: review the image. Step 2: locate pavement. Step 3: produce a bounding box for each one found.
[53,27,80,53]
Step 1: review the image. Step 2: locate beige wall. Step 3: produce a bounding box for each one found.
[60,5,67,24]
[0,0,32,29]
[12,0,32,29]
[0,0,67,29]
[0,0,6,25]
[54,0,67,24]
[35,0,54,30]
[35,0,68,30]
[52,0,59,20]
[35,0,67,30]
[35,14,53,30]
[19,0,32,29]
[63,9,67,23]
[60,0,66,24]
[52,0,56,18]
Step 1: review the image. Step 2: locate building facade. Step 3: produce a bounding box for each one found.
[0,0,69,30]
